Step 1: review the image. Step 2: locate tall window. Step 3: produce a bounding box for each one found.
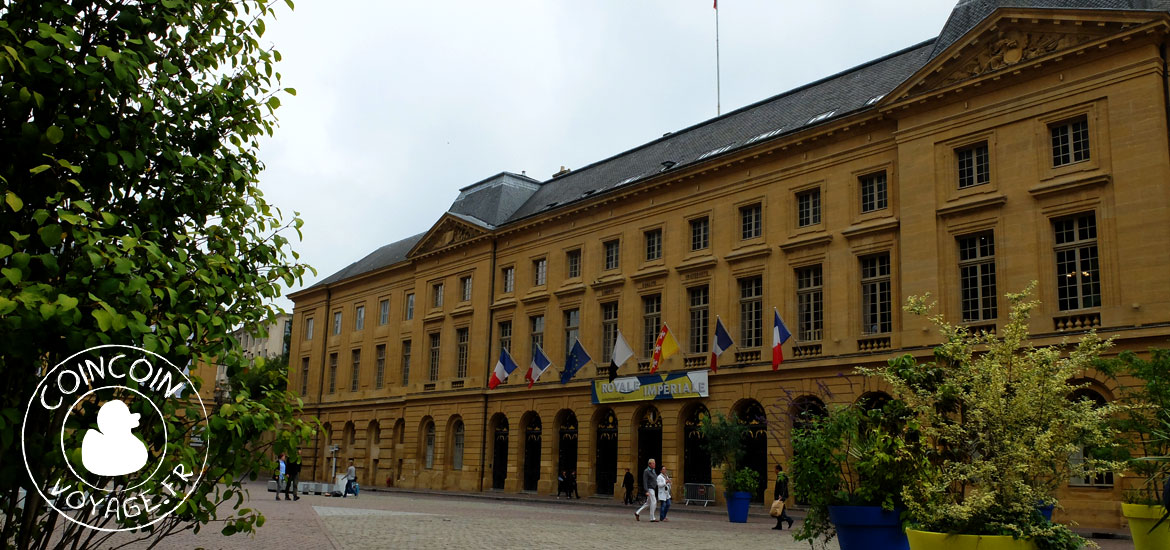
[643,295,662,357]
[432,283,444,308]
[740,204,761,240]
[533,258,547,286]
[604,240,620,270]
[602,302,619,363]
[796,265,823,341]
[401,340,411,385]
[350,349,361,392]
[861,254,892,334]
[860,172,888,212]
[530,315,545,359]
[739,276,763,348]
[453,421,465,470]
[1051,117,1090,167]
[498,321,512,355]
[644,229,662,261]
[305,318,314,340]
[1054,213,1100,311]
[300,357,309,396]
[460,276,472,301]
[332,311,342,335]
[379,299,390,325]
[564,309,580,357]
[354,305,365,331]
[328,353,338,393]
[797,188,821,227]
[957,142,990,188]
[688,286,709,354]
[405,293,414,320]
[375,344,386,389]
[456,328,469,378]
[502,266,515,293]
[690,217,709,251]
[566,249,581,278]
[424,423,435,469]
[428,333,441,382]
[958,232,997,322]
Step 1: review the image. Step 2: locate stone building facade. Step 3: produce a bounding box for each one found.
[287,1,1170,527]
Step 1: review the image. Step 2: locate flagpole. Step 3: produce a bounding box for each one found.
[714,0,721,116]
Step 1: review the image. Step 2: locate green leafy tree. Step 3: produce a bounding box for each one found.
[699,411,760,495]
[1096,349,1170,505]
[0,0,315,548]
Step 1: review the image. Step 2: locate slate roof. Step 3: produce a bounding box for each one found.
[448,172,542,229]
[314,232,426,287]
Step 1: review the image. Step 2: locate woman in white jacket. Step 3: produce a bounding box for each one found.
[657,466,673,521]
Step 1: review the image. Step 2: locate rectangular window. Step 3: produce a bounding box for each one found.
[375,344,386,389]
[688,287,709,354]
[300,357,309,396]
[1051,117,1090,167]
[530,315,545,360]
[564,309,580,360]
[796,265,823,341]
[498,320,512,354]
[432,283,444,309]
[328,353,338,393]
[690,217,710,251]
[379,299,390,325]
[1054,213,1100,311]
[604,240,620,270]
[860,172,888,213]
[739,276,763,348]
[332,311,342,335]
[957,142,990,188]
[533,258,547,286]
[350,349,361,392]
[456,328,469,378]
[305,318,314,340]
[428,333,441,382]
[740,204,762,240]
[644,229,662,261]
[797,188,821,227]
[643,294,662,357]
[401,340,412,385]
[602,302,619,364]
[405,293,415,320]
[354,305,365,331]
[958,232,998,322]
[460,276,472,302]
[861,254,892,334]
[566,249,581,278]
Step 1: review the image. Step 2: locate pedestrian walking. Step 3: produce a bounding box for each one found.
[557,471,567,498]
[634,458,658,522]
[569,470,580,499]
[283,455,301,501]
[343,458,357,498]
[772,464,794,530]
[275,453,286,501]
[657,466,672,521]
[622,468,635,505]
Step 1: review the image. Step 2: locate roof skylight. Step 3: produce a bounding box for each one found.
[745,128,785,144]
[697,143,735,161]
[807,110,836,125]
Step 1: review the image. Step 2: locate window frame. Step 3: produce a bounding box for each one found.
[796,264,824,342]
[957,231,998,322]
[860,253,893,335]
[738,276,763,348]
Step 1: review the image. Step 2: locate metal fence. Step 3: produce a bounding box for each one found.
[683,483,716,506]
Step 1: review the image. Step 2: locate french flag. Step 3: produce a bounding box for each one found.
[709,317,734,372]
[489,348,519,389]
[772,309,791,370]
[526,345,552,388]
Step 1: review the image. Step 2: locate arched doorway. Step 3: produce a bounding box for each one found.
[557,410,578,482]
[490,414,509,490]
[683,404,712,485]
[366,420,380,486]
[734,400,768,503]
[594,408,618,496]
[790,395,827,504]
[319,422,332,480]
[391,419,405,486]
[636,406,662,495]
[522,412,542,492]
[342,421,355,459]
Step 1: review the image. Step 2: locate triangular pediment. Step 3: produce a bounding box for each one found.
[408,214,490,258]
[886,8,1165,102]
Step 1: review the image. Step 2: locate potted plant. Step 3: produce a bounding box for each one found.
[700,411,760,523]
[791,400,921,550]
[862,285,1120,550]
[1096,349,1170,550]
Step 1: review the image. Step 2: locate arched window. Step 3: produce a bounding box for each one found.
[453,421,465,471]
[424,423,436,469]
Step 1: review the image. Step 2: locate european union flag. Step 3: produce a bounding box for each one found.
[561,339,592,384]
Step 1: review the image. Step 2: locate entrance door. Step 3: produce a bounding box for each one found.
[683,405,712,485]
[739,401,769,503]
[523,417,542,491]
[558,413,578,479]
[492,419,509,490]
[594,409,618,495]
[636,407,662,494]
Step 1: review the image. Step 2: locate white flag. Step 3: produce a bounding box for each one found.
[612,329,635,367]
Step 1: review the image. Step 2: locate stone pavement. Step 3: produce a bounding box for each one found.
[94,481,1134,549]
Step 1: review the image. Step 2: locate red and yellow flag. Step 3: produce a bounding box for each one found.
[649,323,680,373]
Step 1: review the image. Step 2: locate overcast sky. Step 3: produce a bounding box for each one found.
[256,1,959,310]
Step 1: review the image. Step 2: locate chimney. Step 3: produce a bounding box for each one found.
[552,165,571,178]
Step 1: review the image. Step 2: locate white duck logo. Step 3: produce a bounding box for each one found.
[81,400,149,477]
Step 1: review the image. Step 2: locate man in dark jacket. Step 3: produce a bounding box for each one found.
[634,458,658,521]
[772,464,794,529]
[283,455,301,501]
[622,468,636,505]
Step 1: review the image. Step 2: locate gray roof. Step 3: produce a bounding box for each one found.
[448,172,542,229]
[314,232,425,287]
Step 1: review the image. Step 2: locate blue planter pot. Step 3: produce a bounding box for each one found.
[828,505,908,550]
[725,491,752,523]
[1037,504,1054,522]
